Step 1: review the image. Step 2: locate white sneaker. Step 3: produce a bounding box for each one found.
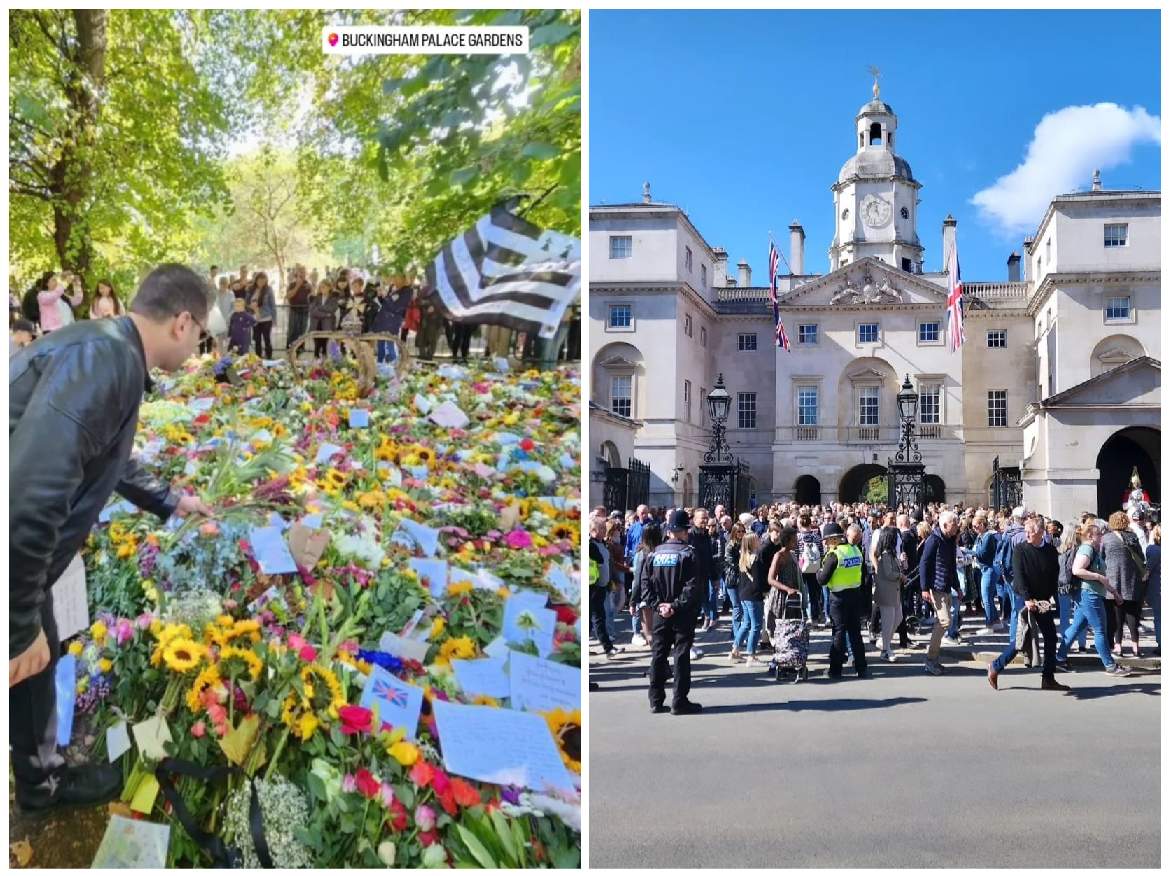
[978,626,996,635]
[691,647,703,660]
[631,634,647,648]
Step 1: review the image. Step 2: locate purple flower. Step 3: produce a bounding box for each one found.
[501,786,522,805]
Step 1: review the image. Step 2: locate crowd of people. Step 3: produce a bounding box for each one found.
[589,493,1159,713]
[11,264,581,365]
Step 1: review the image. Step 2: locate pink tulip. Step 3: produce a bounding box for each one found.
[191,721,206,738]
[414,804,437,832]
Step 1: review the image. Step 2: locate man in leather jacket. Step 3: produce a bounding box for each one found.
[9,263,214,814]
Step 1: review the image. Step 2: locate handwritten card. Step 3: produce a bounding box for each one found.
[395,519,441,557]
[452,657,511,700]
[484,636,511,660]
[248,526,298,575]
[378,630,432,664]
[509,651,580,714]
[360,666,424,739]
[409,558,449,598]
[348,408,370,428]
[107,720,132,763]
[315,442,344,465]
[502,602,556,659]
[92,815,171,869]
[131,715,172,761]
[432,700,575,793]
[546,565,580,605]
[414,394,433,414]
[428,401,470,430]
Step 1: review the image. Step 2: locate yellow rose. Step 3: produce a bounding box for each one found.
[90,620,108,644]
[68,641,84,657]
[98,658,113,673]
[388,740,420,767]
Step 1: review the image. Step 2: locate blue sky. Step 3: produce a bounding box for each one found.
[590,10,1161,282]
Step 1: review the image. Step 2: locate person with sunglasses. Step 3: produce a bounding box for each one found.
[10,263,214,816]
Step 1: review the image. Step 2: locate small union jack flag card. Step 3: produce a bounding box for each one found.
[360,666,423,739]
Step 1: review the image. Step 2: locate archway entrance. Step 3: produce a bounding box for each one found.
[924,475,946,503]
[795,475,822,505]
[840,464,887,504]
[1096,426,1160,517]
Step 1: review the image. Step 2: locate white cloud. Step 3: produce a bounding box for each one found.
[970,103,1160,236]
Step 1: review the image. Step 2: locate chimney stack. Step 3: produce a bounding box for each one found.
[711,248,728,286]
[788,221,805,275]
[1007,251,1021,282]
[941,214,957,271]
[737,259,751,288]
[1092,169,1102,192]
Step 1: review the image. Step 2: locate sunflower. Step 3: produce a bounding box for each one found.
[218,646,263,681]
[162,638,207,674]
[411,444,437,466]
[541,708,581,774]
[225,619,261,645]
[301,664,346,718]
[281,693,319,740]
[471,695,500,707]
[446,581,473,598]
[187,664,223,712]
[357,490,386,511]
[434,636,476,669]
[552,523,575,540]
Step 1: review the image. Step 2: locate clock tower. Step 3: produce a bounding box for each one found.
[829,81,924,273]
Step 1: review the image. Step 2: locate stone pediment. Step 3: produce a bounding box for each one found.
[597,353,641,369]
[847,367,887,381]
[780,256,949,308]
[1042,356,1160,407]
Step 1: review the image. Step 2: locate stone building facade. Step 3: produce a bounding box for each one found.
[589,91,1160,521]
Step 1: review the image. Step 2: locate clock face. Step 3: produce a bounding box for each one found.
[861,195,892,228]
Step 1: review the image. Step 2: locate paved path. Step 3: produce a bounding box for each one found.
[588,615,1160,869]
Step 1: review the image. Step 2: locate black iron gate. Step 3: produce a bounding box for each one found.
[990,456,1022,511]
[627,458,650,509]
[603,466,629,513]
[699,460,751,515]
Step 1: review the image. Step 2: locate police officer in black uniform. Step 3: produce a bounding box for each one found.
[645,510,703,715]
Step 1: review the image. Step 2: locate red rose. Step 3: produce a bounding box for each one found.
[450,778,480,808]
[418,829,441,847]
[338,704,373,735]
[355,768,380,800]
[431,768,451,796]
[409,760,435,788]
[519,437,535,452]
[553,603,578,626]
[387,799,409,832]
[437,790,458,816]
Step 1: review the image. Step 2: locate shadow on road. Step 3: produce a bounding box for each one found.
[702,695,927,715]
[1061,681,1161,700]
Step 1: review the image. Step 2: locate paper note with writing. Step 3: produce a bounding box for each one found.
[131,715,172,761]
[248,526,299,575]
[484,636,510,659]
[107,720,132,763]
[508,590,549,614]
[348,408,370,428]
[432,700,575,793]
[92,815,171,869]
[452,657,510,700]
[509,651,581,714]
[51,553,89,642]
[545,564,579,605]
[395,519,441,557]
[502,602,556,659]
[409,558,449,598]
[360,666,424,739]
[413,394,433,414]
[378,630,432,664]
[475,568,508,592]
[428,401,470,430]
[315,442,344,465]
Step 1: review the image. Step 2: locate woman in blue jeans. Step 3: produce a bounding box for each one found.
[1057,531,1089,652]
[731,532,765,666]
[1055,520,1131,674]
[722,522,746,659]
[973,516,1001,629]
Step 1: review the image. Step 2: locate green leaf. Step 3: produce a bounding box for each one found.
[455,824,497,869]
[489,809,519,866]
[530,23,576,48]
[450,166,477,186]
[306,770,327,802]
[520,143,558,161]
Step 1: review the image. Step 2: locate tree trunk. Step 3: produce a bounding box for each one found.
[51,9,107,282]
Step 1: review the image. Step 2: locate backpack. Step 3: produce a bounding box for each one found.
[994,531,1015,585]
[21,287,40,323]
[975,531,998,566]
[799,537,822,574]
[1057,547,1077,595]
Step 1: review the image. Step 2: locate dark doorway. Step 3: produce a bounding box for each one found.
[795,475,821,505]
[924,475,946,503]
[1096,427,1160,517]
[840,464,888,504]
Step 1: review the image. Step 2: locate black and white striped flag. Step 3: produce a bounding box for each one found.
[425,203,581,339]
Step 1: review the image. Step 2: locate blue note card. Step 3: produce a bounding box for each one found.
[248,526,298,575]
[360,666,424,739]
[349,408,370,428]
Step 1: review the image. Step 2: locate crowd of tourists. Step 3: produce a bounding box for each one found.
[588,491,1159,713]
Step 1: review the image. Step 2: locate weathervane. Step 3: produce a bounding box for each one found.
[868,65,881,99]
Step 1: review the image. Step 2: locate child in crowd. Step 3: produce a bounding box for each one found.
[228,297,255,355]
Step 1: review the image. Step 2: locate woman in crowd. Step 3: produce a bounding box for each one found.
[605,520,629,642]
[1102,510,1146,658]
[88,279,124,319]
[1146,524,1160,654]
[1055,519,1131,675]
[872,524,904,661]
[629,523,663,646]
[248,271,276,359]
[308,279,339,359]
[37,272,84,334]
[972,514,1002,632]
[214,276,235,355]
[731,532,766,666]
[764,525,804,655]
[704,517,723,632]
[722,521,746,651]
[1058,529,1089,653]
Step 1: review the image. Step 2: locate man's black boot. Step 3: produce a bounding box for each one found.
[15,763,123,816]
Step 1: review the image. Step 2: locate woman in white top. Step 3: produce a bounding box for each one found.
[88,279,124,319]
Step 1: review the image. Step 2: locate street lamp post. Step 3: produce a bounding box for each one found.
[698,373,749,512]
[887,374,925,511]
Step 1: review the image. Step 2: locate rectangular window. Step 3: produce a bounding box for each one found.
[738,333,758,351]
[858,323,879,344]
[684,313,693,337]
[988,390,1008,428]
[700,326,707,347]
[798,324,817,345]
[918,321,941,343]
[986,329,1006,348]
[919,384,940,424]
[1104,223,1128,247]
[607,304,632,328]
[797,387,818,426]
[683,380,691,422]
[738,392,757,430]
[701,264,707,287]
[685,246,693,273]
[609,235,632,259]
[1106,296,1132,321]
[610,375,631,418]
[699,388,706,427]
[1045,238,1051,265]
[858,386,879,426]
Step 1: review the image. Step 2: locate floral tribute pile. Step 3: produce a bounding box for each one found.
[69,353,583,868]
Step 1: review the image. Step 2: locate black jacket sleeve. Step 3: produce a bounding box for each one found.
[816,551,838,587]
[674,551,698,614]
[116,455,179,520]
[1012,543,1029,598]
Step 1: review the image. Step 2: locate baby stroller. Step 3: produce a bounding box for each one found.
[770,592,809,683]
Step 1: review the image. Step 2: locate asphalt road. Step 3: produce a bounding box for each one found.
[588,616,1160,869]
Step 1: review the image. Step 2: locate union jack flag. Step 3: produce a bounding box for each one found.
[768,239,791,352]
[946,240,965,352]
[373,677,410,708]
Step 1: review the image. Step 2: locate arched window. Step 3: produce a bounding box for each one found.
[869,122,882,145]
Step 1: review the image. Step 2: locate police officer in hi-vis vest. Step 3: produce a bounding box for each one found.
[644,510,703,715]
[815,522,869,678]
